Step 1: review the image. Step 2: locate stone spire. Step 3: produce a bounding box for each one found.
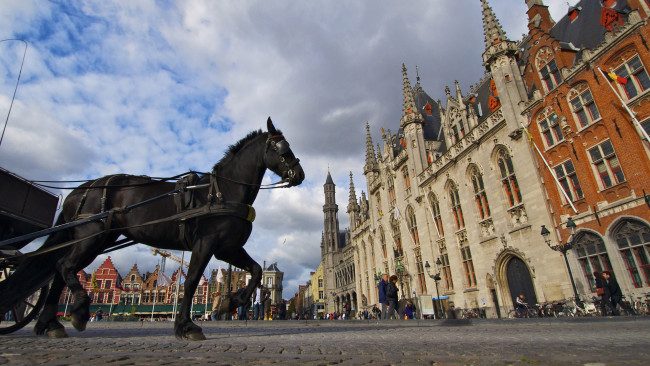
[347,172,360,230]
[400,64,424,128]
[481,0,507,49]
[526,0,544,9]
[364,122,377,173]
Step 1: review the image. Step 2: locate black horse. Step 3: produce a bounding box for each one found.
[0,118,304,340]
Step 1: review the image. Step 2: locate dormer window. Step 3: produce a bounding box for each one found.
[602,0,616,7]
[536,47,563,92]
[568,6,581,22]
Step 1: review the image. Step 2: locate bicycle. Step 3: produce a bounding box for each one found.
[507,304,537,318]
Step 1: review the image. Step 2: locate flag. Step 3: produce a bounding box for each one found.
[157,272,172,287]
[199,275,207,286]
[215,266,224,284]
[394,205,400,219]
[607,71,628,84]
[91,270,98,291]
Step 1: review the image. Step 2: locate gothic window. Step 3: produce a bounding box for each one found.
[387,176,396,206]
[537,111,564,147]
[104,280,111,289]
[406,206,420,246]
[440,252,454,291]
[449,182,465,230]
[451,125,460,145]
[379,226,387,259]
[613,220,650,287]
[391,217,403,258]
[576,233,612,292]
[470,166,491,220]
[497,149,522,207]
[588,140,625,189]
[428,193,444,237]
[568,85,600,128]
[402,167,411,195]
[375,193,383,217]
[536,47,563,92]
[460,242,477,288]
[414,248,427,294]
[554,159,584,202]
[613,55,650,99]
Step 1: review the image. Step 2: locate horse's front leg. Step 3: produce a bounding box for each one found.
[215,247,262,313]
[34,273,68,338]
[174,243,212,341]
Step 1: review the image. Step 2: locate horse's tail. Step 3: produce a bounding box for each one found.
[0,214,70,313]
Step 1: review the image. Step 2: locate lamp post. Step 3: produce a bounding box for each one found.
[425,258,445,319]
[541,217,581,304]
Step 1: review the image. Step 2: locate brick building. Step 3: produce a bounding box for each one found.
[522,0,650,300]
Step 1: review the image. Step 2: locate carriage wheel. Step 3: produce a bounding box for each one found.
[0,262,49,334]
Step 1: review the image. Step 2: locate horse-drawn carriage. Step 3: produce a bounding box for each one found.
[0,167,59,334]
[0,118,304,339]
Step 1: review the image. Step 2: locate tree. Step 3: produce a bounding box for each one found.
[287,297,296,317]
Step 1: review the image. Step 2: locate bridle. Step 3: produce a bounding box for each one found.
[266,134,301,183]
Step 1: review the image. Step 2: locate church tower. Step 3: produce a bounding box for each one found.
[480,0,528,130]
[323,171,341,253]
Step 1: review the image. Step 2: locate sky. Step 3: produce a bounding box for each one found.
[0,0,570,299]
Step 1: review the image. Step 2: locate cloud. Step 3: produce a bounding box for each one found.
[1,0,572,299]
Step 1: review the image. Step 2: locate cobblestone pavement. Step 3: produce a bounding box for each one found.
[0,317,648,365]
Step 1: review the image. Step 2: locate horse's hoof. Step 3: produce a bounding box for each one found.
[46,328,68,338]
[70,316,87,332]
[185,331,206,341]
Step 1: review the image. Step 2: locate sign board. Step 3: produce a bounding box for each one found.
[418,295,435,315]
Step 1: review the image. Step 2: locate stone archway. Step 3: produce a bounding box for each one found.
[505,257,537,307]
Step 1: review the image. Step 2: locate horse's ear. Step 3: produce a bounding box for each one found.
[267,117,277,135]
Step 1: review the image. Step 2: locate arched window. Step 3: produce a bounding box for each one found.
[613,220,650,287]
[414,248,427,294]
[379,226,387,259]
[448,181,465,230]
[537,109,564,148]
[391,217,403,257]
[403,167,411,195]
[470,166,491,220]
[387,176,396,206]
[407,206,419,246]
[575,232,612,292]
[497,149,522,207]
[536,47,563,92]
[428,193,444,237]
[568,84,600,128]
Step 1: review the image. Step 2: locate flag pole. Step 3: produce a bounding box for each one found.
[597,67,650,146]
[424,193,441,238]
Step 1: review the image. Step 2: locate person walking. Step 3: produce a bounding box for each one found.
[594,271,614,316]
[386,275,399,320]
[252,283,264,320]
[377,274,389,319]
[235,282,249,320]
[603,271,636,315]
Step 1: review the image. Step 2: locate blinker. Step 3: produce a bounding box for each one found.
[274,140,290,155]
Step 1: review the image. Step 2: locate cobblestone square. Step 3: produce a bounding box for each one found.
[0,317,648,365]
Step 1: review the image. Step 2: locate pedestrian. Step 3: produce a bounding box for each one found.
[235,282,249,320]
[263,287,272,320]
[603,271,636,315]
[372,304,380,319]
[278,298,287,320]
[377,273,389,319]
[515,294,527,316]
[594,271,614,316]
[404,301,415,319]
[345,302,351,320]
[96,307,103,321]
[386,275,399,320]
[252,283,264,320]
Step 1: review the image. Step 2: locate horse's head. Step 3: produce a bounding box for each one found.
[264,117,305,187]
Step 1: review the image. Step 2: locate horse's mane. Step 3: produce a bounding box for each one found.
[212,128,281,171]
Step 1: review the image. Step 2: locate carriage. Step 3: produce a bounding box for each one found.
[0,167,59,334]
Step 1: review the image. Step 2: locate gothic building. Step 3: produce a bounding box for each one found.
[322,0,650,318]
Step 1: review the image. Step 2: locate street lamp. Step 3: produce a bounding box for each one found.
[425,258,445,319]
[541,217,581,304]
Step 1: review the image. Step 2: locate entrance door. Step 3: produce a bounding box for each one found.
[506,257,537,307]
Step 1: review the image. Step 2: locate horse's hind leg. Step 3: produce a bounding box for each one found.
[216,247,262,313]
[34,273,68,338]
